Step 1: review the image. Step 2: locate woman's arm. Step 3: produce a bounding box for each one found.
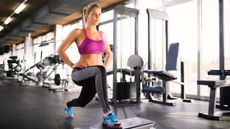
[57,29,80,68]
[101,31,112,69]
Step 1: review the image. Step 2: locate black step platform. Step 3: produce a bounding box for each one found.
[86,117,156,129]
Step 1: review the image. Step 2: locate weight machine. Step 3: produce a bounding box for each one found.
[142,9,191,106]
[18,55,67,88]
[196,0,230,120]
[6,56,22,78]
[109,5,140,103]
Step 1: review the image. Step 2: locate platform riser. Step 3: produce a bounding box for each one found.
[130,123,156,129]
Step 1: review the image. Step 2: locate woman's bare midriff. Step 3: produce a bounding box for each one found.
[79,54,103,66]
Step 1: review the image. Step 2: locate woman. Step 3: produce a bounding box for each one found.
[57,2,121,127]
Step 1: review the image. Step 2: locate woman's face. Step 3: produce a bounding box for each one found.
[86,7,101,26]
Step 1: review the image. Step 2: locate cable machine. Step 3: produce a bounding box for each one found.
[111,5,140,103]
[142,8,190,106]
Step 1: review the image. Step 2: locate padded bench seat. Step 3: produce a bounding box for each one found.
[143,70,177,81]
[197,80,229,88]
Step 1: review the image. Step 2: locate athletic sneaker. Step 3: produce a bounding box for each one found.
[64,107,73,119]
[103,111,121,127]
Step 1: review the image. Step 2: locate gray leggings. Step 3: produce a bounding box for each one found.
[67,65,110,113]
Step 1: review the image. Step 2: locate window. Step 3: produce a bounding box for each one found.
[200,0,219,97]
[225,0,230,70]
[166,0,198,95]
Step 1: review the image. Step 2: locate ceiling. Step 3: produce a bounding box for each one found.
[0,0,125,47]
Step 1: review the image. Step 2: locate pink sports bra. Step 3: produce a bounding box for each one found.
[78,29,105,55]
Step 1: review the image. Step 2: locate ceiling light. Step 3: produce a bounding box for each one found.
[14,2,27,14]
[0,26,4,31]
[4,17,13,25]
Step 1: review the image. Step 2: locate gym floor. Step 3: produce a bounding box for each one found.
[0,79,230,129]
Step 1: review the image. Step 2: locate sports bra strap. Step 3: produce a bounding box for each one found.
[83,29,87,37]
[98,31,103,39]
[83,29,103,39]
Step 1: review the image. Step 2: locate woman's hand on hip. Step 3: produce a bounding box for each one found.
[72,60,88,68]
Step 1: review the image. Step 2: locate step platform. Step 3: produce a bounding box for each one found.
[87,117,156,129]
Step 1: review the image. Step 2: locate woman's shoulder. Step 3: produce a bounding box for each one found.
[69,28,85,38]
[72,28,84,34]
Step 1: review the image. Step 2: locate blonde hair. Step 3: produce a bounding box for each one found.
[82,2,101,24]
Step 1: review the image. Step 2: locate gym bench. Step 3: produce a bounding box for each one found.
[142,70,177,106]
[197,80,230,120]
